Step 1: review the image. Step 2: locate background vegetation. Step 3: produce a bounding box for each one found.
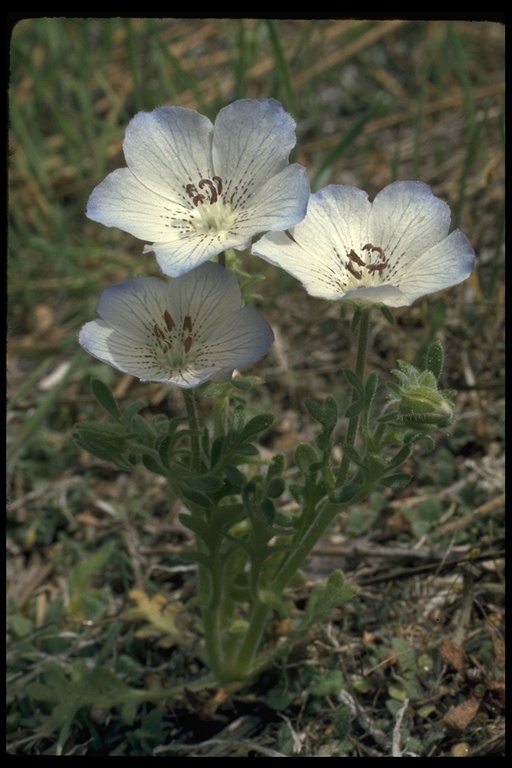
[8,18,504,756]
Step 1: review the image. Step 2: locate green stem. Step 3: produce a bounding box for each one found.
[233,601,272,679]
[182,388,201,472]
[336,309,371,487]
[267,309,374,619]
[273,480,375,595]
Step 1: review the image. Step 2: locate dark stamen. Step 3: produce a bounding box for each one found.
[346,261,363,280]
[163,310,175,332]
[347,249,366,267]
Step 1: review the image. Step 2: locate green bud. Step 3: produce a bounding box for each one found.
[399,387,454,420]
[383,356,456,433]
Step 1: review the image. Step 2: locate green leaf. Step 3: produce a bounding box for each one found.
[240,413,274,441]
[222,464,245,489]
[364,371,379,405]
[310,669,344,697]
[339,443,366,469]
[212,503,247,531]
[379,472,412,489]
[67,542,115,618]
[425,340,444,379]
[232,407,246,433]
[185,475,225,493]
[295,442,319,475]
[333,705,352,741]
[233,443,260,457]
[266,477,285,498]
[231,374,264,390]
[73,422,135,462]
[343,369,364,396]
[379,304,396,324]
[178,513,212,541]
[180,485,215,509]
[26,662,138,749]
[345,400,364,418]
[141,454,164,475]
[323,396,338,430]
[303,570,358,629]
[304,397,324,424]
[129,412,156,446]
[267,452,285,480]
[329,483,361,504]
[386,443,412,470]
[91,378,122,420]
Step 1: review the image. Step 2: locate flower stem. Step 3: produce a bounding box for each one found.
[336,308,371,488]
[268,309,375,614]
[182,388,201,472]
[233,601,272,679]
[273,479,375,595]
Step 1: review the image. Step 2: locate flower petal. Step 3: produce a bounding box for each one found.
[165,262,243,323]
[389,229,476,305]
[86,108,215,240]
[93,276,169,337]
[191,307,274,371]
[152,230,252,278]
[87,169,187,243]
[235,164,310,236]
[79,319,177,382]
[122,107,214,199]
[368,181,451,280]
[212,99,297,194]
[252,186,372,299]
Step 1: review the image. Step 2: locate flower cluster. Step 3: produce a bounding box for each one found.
[81,98,476,385]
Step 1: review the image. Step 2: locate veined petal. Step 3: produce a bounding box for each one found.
[122,107,214,199]
[152,230,252,278]
[390,229,476,305]
[368,181,451,278]
[165,261,244,322]
[79,320,179,382]
[87,169,189,243]
[235,164,310,236]
[212,99,297,193]
[252,186,372,299]
[79,263,273,388]
[189,307,275,371]
[293,186,372,255]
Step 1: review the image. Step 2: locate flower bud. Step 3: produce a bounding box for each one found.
[399,387,454,421]
[382,360,456,432]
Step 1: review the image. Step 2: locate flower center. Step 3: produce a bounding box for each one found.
[345,243,389,283]
[185,176,237,235]
[152,310,195,369]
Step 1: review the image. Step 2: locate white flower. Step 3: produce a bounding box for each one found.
[252,181,476,307]
[87,99,310,277]
[79,263,274,388]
